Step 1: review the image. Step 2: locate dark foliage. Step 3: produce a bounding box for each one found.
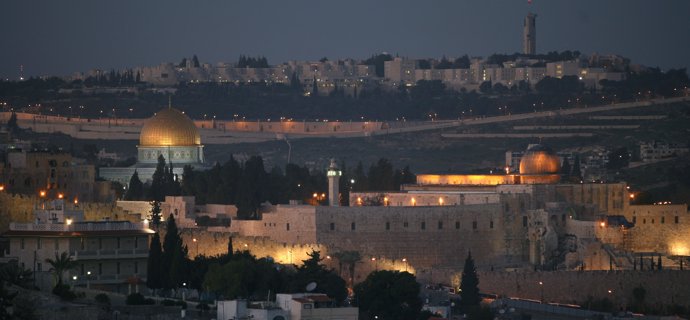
[460,252,480,307]
[126,293,155,305]
[354,270,422,320]
[146,233,163,290]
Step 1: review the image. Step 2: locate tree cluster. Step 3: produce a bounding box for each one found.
[434,55,471,69]
[146,214,188,292]
[236,55,269,68]
[362,53,393,77]
[350,159,416,192]
[124,155,181,202]
[76,69,141,87]
[178,156,415,216]
[197,250,347,304]
[354,270,422,320]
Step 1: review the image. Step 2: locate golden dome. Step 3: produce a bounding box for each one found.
[139,108,200,147]
[519,145,561,175]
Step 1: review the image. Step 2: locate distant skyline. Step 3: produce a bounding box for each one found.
[1,0,689,79]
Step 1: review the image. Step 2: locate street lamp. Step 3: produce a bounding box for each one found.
[87,271,91,289]
[539,281,544,303]
[192,238,198,257]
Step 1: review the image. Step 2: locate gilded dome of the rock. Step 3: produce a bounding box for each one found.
[139,108,200,147]
[519,144,561,175]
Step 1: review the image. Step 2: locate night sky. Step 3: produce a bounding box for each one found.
[1,0,689,79]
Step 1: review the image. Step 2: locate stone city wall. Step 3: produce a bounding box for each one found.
[539,183,628,216]
[228,205,318,244]
[476,270,690,307]
[623,204,690,255]
[313,205,530,271]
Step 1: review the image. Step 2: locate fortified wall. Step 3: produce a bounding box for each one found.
[477,270,690,307]
[623,204,690,255]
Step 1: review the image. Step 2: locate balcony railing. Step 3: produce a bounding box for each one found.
[10,221,150,232]
[73,248,148,259]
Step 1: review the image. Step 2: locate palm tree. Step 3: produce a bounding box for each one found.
[45,252,78,287]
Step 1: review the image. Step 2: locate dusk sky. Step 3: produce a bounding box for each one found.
[1,0,689,79]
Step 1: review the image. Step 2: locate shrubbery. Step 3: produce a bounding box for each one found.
[95,293,110,306]
[161,299,187,309]
[125,293,155,305]
[52,284,77,301]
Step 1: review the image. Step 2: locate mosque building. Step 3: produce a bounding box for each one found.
[99,106,209,186]
[352,144,563,207]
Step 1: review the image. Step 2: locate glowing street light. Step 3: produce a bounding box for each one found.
[539,281,544,303]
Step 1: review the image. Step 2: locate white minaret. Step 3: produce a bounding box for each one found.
[523,12,537,55]
[327,159,342,206]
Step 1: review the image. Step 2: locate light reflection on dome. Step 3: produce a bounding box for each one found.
[139,108,201,146]
[519,145,561,175]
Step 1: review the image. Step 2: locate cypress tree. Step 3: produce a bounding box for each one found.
[571,155,582,181]
[227,236,234,256]
[148,155,167,201]
[161,214,186,289]
[312,76,318,96]
[125,170,144,200]
[561,158,572,176]
[460,251,480,307]
[7,112,19,133]
[290,72,301,91]
[150,201,162,229]
[146,233,163,292]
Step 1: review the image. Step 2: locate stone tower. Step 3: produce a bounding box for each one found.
[327,159,342,206]
[523,12,537,55]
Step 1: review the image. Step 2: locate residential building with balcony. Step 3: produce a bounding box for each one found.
[1,199,154,293]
